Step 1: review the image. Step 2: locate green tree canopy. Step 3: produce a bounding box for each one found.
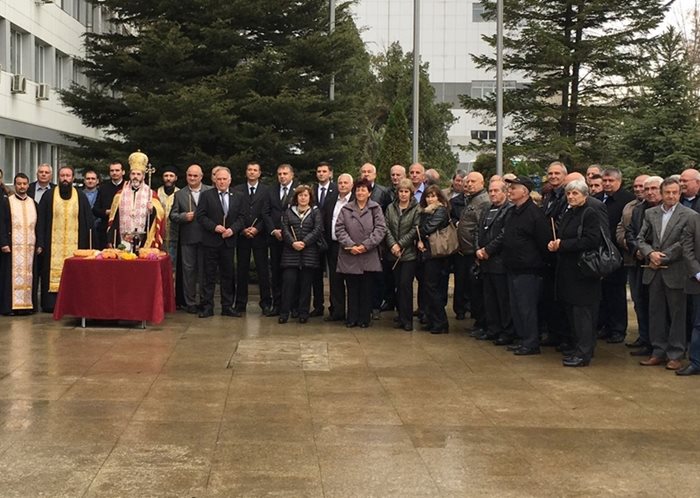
[61,0,374,180]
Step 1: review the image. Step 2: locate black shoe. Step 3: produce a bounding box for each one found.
[469,328,486,338]
[430,327,448,335]
[494,336,515,346]
[630,347,653,357]
[597,328,609,339]
[222,308,242,317]
[420,324,433,332]
[359,322,369,328]
[513,346,541,356]
[676,364,700,376]
[198,309,213,318]
[309,308,324,317]
[324,315,345,322]
[606,333,625,344]
[625,337,645,348]
[345,322,357,328]
[261,306,273,316]
[264,307,280,317]
[563,356,590,367]
[234,305,246,313]
[505,342,522,351]
[299,317,308,324]
[371,309,381,320]
[476,332,497,341]
[455,313,466,320]
[403,324,413,332]
[278,315,288,324]
[186,305,199,314]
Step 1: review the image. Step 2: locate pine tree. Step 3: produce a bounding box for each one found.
[377,101,412,181]
[60,0,374,180]
[461,0,670,169]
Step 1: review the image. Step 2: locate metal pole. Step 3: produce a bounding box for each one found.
[412,0,420,162]
[496,0,504,176]
[329,0,335,102]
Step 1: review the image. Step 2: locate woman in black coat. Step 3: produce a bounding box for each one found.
[417,185,451,334]
[279,185,323,324]
[547,179,602,366]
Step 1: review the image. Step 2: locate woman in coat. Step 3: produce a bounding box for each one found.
[417,185,451,334]
[279,185,324,324]
[335,178,386,328]
[385,178,420,331]
[547,179,602,366]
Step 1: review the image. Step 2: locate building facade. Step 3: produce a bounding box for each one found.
[0,0,107,182]
[352,0,520,169]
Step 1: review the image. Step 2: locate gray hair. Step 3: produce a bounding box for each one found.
[548,161,568,174]
[337,173,354,184]
[602,168,622,181]
[564,179,589,196]
[644,176,663,187]
[453,169,467,180]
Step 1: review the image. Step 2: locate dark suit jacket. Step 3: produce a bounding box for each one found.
[196,188,245,248]
[637,203,697,288]
[233,183,273,248]
[370,183,391,211]
[595,188,635,241]
[313,181,336,210]
[682,214,700,294]
[93,180,125,222]
[169,184,213,245]
[269,182,298,233]
[322,190,354,242]
[27,181,56,203]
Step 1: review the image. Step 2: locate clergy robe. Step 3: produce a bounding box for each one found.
[0,194,38,314]
[107,183,165,250]
[35,187,94,312]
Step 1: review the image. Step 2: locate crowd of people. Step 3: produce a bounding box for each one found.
[2,156,700,375]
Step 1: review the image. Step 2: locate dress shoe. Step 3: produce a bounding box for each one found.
[469,328,486,338]
[221,308,242,317]
[393,322,406,329]
[234,306,246,313]
[359,323,369,328]
[371,309,381,320]
[494,336,515,346]
[264,307,280,317]
[665,359,682,371]
[455,313,466,320]
[676,364,700,376]
[597,328,609,339]
[278,316,288,324]
[198,309,213,318]
[505,343,522,351]
[476,331,497,341]
[420,324,434,332]
[430,327,448,335]
[309,308,324,317]
[639,356,665,366]
[606,333,625,344]
[563,356,590,367]
[403,324,413,332]
[345,322,357,328]
[324,315,345,322]
[299,317,308,324]
[625,337,645,348]
[185,305,199,314]
[513,346,541,356]
[630,347,653,357]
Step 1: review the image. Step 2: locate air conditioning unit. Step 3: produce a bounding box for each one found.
[11,74,27,94]
[36,83,50,101]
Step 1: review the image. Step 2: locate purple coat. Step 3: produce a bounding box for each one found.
[335,200,386,274]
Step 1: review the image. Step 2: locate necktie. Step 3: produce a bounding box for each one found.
[319,187,326,207]
[220,192,228,216]
[250,186,255,196]
[282,186,288,201]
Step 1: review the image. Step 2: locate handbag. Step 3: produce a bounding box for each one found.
[428,222,459,258]
[576,208,622,278]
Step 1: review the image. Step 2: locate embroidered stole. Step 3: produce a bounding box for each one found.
[8,195,37,309]
[49,189,79,293]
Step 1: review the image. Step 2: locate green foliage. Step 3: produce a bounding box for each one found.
[376,101,412,181]
[61,0,374,180]
[461,0,670,170]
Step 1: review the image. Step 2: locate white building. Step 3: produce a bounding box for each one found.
[352,0,519,170]
[0,0,107,182]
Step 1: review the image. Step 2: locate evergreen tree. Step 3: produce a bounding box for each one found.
[376,101,412,181]
[461,0,670,169]
[60,0,374,179]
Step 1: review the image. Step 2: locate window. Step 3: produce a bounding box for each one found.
[55,53,67,89]
[471,130,497,141]
[470,80,518,99]
[472,2,487,22]
[10,30,23,74]
[35,44,47,83]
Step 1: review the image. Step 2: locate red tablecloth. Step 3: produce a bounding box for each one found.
[53,256,175,324]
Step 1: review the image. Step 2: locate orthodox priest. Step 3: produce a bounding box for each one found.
[0,173,38,315]
[107,151,165,250]
[35,166,94,312]
[157,166,179,259]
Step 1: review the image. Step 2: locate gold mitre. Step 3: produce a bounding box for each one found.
[128,150,149,173]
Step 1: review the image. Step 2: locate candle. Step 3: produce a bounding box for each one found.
[89,230,92,250]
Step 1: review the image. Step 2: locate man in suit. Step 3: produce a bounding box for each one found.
[196,166,245,318]
[233,162,273,314]
[93,161,125,249]
[680,212,700,375]
[595,168,636,343]
[268,163,298,315]
[680,168,700,213]
[170,164,212,314]
[310,161,336,317]
[636,177,697,370]
[28,163,56,205]
[322,173,353,321]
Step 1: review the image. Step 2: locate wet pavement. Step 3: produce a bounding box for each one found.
[0,308,699,497]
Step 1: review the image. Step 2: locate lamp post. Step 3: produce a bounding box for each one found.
[496,0,504,176]
[412,0,420,163]
[329,0,335,102]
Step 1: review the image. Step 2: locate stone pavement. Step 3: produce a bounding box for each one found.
[0,310,699,497]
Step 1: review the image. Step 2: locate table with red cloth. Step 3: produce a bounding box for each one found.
[53,256,175,324]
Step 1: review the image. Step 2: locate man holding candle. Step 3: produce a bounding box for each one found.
[170,164,211,314]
